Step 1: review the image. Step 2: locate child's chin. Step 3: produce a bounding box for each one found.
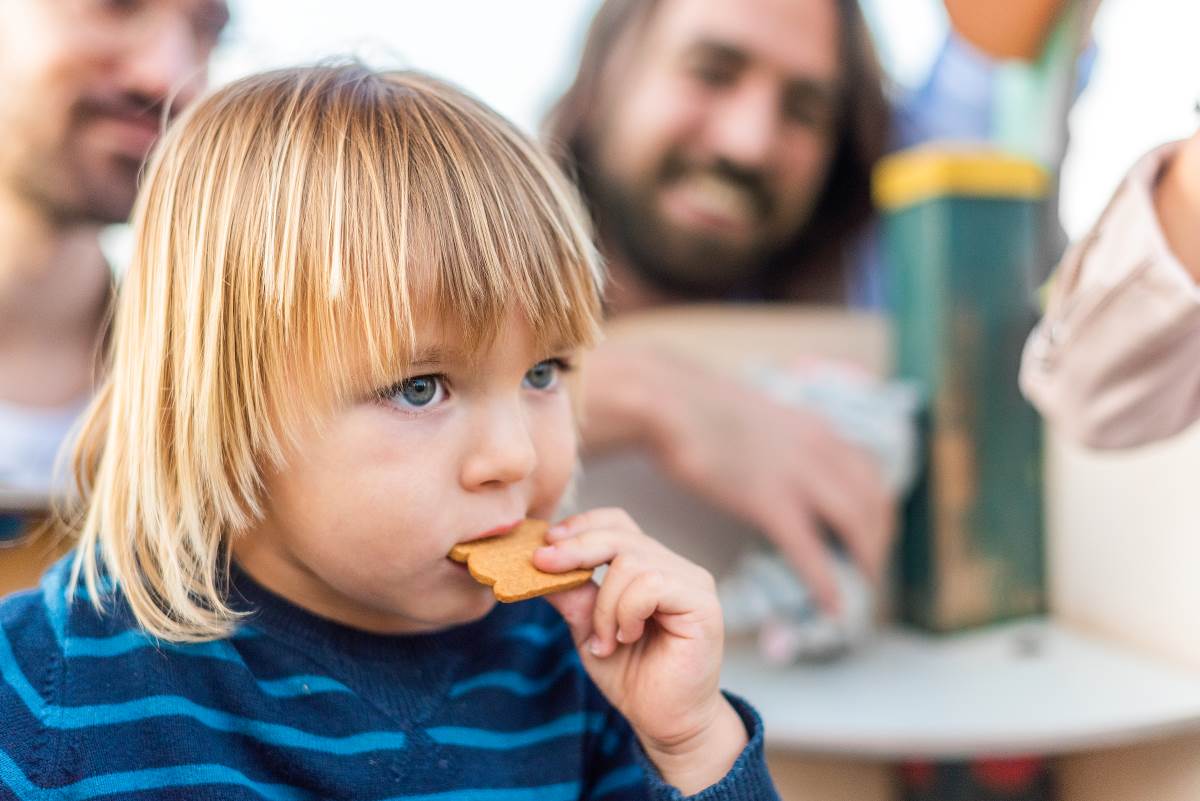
[443,587,498,625]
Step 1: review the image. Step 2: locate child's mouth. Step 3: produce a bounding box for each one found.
[461,520,522,544]
[468,522,520,541]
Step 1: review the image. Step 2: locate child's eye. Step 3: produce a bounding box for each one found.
[387,375,447,409]
[523,360,563,391]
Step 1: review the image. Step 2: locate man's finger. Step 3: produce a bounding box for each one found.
[801,456,885,584]
[794,431,894,584]
[758,504,841,616]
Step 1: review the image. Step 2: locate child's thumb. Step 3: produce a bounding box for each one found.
[544,582,598,651]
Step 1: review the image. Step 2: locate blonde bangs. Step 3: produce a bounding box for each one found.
[341,71,606,388]
[67,64,605,641]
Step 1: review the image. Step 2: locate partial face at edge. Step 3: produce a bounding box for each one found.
[0,0,228,223]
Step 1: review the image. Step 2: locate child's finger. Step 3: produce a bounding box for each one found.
[613,569,668,645]
[547,507,639,542]
[542,581,599,651]
[533,529,627,573]
[624,569,716,641]
[587,558,642,657]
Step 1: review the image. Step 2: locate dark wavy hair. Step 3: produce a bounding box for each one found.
[544,0,890,302]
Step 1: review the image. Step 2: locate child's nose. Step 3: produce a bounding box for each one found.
[460,407,538,490]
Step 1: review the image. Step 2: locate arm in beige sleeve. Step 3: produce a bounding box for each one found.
[1020,137,1200,448]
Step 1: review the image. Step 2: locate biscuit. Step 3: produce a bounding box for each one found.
[448,519,593,602]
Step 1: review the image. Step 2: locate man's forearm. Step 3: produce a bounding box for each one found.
[579,344,676,455]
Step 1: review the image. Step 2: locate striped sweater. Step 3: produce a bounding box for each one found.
[0,557,777,800]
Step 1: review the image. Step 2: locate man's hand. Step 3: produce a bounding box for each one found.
[582,343,896,614]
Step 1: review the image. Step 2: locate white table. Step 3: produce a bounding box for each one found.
[722,617,1200,760]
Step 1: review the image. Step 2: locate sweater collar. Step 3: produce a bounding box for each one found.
[226,559,508,665]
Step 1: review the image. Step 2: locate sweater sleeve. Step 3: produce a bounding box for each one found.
[1020,141,1200,448]
[582,692,780,801]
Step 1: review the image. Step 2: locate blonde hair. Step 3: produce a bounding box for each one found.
[65,64,605,642]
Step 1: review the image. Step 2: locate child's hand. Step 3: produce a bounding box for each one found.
[534,508,748,794]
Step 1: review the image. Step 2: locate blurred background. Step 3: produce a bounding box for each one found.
[96,0,1200,277]
[208,0,1200,241]
[4,1,1200,800]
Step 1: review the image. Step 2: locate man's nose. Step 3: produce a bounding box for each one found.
[459,403,538,491]
[705,80,780,171]
[120,15,206,109]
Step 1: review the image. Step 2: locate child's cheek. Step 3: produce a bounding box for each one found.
[532,400,579,512]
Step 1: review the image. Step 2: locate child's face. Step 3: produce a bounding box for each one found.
[234,311,581,634]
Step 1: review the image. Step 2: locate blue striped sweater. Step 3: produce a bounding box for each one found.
[0,557,778,800]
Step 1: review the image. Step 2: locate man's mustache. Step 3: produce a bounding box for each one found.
[660,155,774,220]
[77,92,173,129]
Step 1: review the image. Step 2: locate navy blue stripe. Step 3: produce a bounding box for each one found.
[593,764,645,798]
[0,746,314,800]
[2,745,588,801]
[449,649,580,698]
[2,626,406,755]
[380,782,581,801]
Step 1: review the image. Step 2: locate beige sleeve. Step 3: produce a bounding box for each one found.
[1020,141,1200,448]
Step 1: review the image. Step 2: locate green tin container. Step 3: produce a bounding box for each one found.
[874,146,1048,632]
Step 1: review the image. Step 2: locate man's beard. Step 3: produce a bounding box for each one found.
[5,93,165,226]
[589,154,786,299]
[12,148,141,226]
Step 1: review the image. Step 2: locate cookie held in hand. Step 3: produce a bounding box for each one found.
[449,519,593,602]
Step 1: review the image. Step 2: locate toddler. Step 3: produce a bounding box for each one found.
[0,64,777,800]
